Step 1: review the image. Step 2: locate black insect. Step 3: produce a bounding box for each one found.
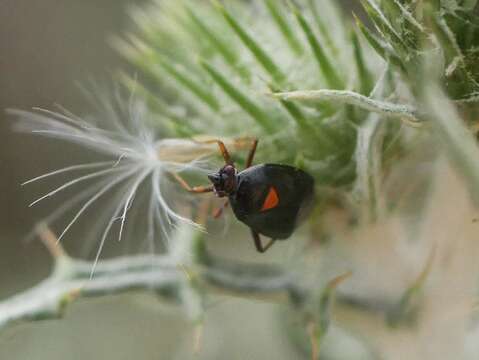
[172,139,315,253]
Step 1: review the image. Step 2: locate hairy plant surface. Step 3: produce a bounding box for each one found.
[4,0,479,359]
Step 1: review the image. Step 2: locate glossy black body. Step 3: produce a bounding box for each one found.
[228,164,315,239]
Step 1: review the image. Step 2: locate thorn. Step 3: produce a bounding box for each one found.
[411,243,436,290]
[58,287,82,315]
[387,245,436,326]
[307,322,319,360]
[67,288,82,302]
[264,91,277,99]
[179,264,193,282]
[35,223,67,259]
[267,91,284,99]
[193,323,203,355]
[327,270,352,291]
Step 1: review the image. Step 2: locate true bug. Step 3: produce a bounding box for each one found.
[172,138,315,252]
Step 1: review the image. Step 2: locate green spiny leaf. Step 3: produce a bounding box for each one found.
[268,83,333,149]
[293,6,345,89]
[426,7,477,95]
[307,0,339,57]
[201,60,275,132]
[351,31,374,95]
[264,0,303,55]
[273,89,310,131]
[159,58,220,111]
[214,1,286,85]
[380,0,402,27]
[354,14,406,73]
[431,14,464,62]
[360,0,408,53]
[185,6,251,81]
[120,73,196,137]
[392,0,425,34]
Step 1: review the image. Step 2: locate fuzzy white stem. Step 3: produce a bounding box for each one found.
[0,237,302,330]
[274,89,421,124]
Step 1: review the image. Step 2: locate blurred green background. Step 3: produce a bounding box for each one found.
[0,1,362,359]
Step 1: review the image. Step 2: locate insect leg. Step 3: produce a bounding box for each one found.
[170,172,214,193]
[244,138,258,169]
[251,230,276,253]
[212,200,229,218]
[195,139,232,165]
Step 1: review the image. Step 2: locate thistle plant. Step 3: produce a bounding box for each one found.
[3,0,479,359]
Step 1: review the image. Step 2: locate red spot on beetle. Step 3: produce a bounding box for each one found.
[261,187,279,211]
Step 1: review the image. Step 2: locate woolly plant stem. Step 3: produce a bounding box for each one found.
[0,226,302,330]
[273,89,421,124]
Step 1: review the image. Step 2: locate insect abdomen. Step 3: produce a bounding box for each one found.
[230,164,315,239]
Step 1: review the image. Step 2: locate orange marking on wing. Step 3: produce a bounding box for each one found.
[261,187,279,211]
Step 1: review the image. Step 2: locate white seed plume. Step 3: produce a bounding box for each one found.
[9,99,216,276]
